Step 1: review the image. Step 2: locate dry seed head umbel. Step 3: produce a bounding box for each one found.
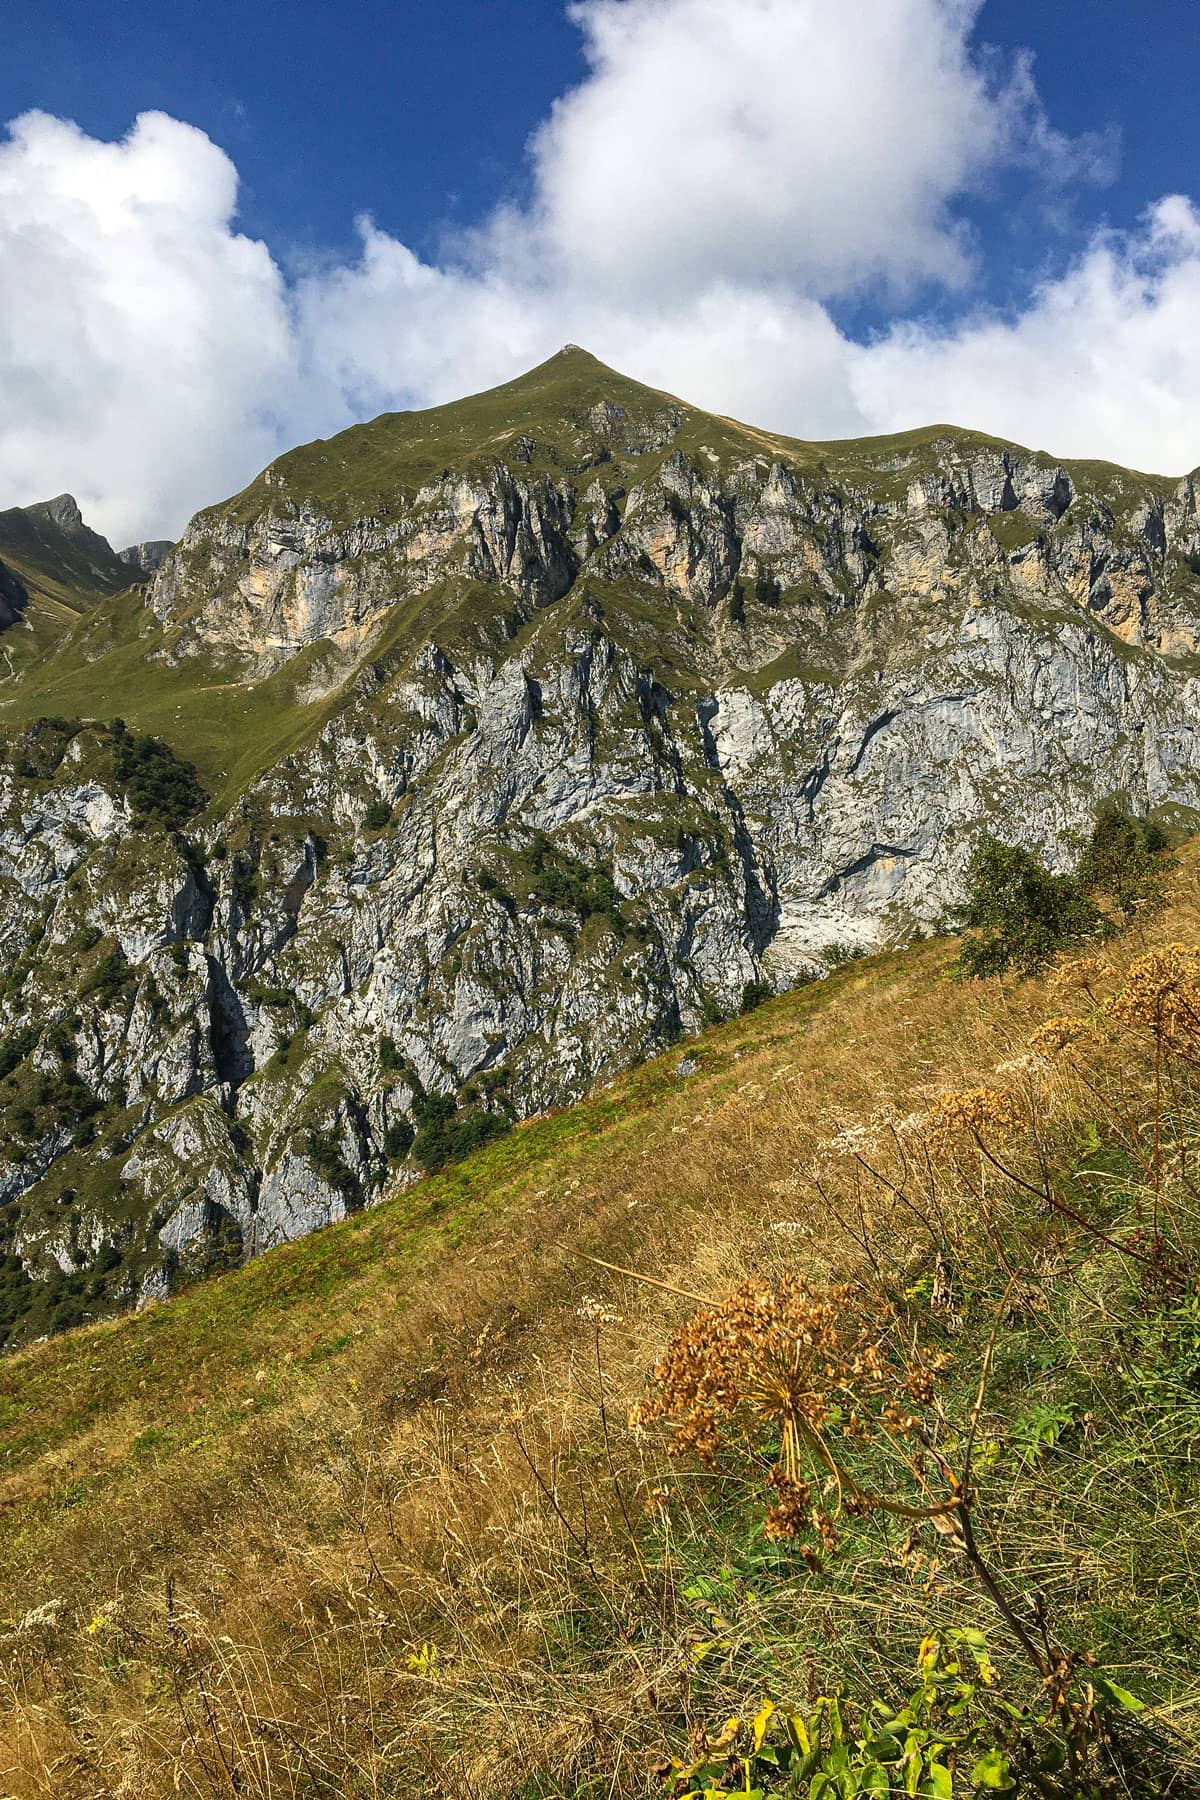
[920,1086,1023,1153]
[1047,955,1116,1003]
[631,1275,936,1560]
[1104,943,1200,1041]
[1027,1015,1097,1058]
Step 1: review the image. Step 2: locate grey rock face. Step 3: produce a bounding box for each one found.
[5,390,1200,1341]
[118,540,173,577]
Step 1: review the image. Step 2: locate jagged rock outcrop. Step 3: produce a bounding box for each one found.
[119,540,173,577]
[0,490,133,611]
[2,348,1200,1345]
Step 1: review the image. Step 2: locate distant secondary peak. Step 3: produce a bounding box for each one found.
[119,540,173,576]
[26,492,86,534]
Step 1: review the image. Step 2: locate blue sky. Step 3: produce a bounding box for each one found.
[4,0,1200,541]
[1,1,583,262]
[6,0,1197,292]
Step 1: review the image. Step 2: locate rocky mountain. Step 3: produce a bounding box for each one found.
[0,491,152,669]
[0,492,134,604]
[118,540,174,577]
[2,345,1200,1347]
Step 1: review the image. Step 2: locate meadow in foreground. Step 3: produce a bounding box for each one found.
[4,853,1200,1794]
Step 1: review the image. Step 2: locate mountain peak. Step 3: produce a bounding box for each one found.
[24,492,87,536]
[0,491,131,609]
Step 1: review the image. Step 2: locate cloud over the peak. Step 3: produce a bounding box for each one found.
[1,0,1196,544]
[520,0,1106,305]
[854,197,1200,474]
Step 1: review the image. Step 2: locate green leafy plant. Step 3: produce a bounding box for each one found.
[667,1632,1147,1798]
[959,808,1176,979]
[1010,1402,1079,1467]
[957,838,1108,978]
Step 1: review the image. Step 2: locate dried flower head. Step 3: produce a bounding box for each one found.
[1105,944,1200,1043]
[1047,957,1115,1004]
[921,1087,1023,1153]
[1027,1015,1095,1058]
[633,1275,937,1564]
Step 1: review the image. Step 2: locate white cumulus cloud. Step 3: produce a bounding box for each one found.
[0,0,1196,546]
[0,109,298,545]
[852,196,1200,473]
[519,0,1104,303]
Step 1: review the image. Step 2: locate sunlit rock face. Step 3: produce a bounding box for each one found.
[4,349,1200,1336]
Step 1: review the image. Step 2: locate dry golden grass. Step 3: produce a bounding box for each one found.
[3,852,1200,1795]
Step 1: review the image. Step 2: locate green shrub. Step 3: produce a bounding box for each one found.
[699,993,724,1027]
[729,582,746,623]
[304,1125,361,1207]
[410,1091,509,1174]
[1077,800,1175,922]
[957,837,1108,978]
[364,798,393,831]
[383,1119,415,1161]
[675,1632,1147,1798]
[0,1025,37,1081]
[819,941,866,971]
[740,979,772,1014]
[755,572,782,606]
[109,719,206,829]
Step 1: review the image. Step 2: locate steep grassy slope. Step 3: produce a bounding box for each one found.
[4,854,1200,1796]
[0,589,343,803]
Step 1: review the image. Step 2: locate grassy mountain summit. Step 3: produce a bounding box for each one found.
[1,347,1196,788]
[1,349,1200,1352]
[199,344,1181,536]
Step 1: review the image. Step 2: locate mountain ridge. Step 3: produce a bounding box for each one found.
[2,349,1200,1347]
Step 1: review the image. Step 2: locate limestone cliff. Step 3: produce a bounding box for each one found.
[1,348,1199,1344]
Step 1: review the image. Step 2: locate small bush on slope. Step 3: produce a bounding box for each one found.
[4,868,1200,1793]
[957,836,1108,977]
[109,716,206,830]
[958,805,1174,978]
[1077,799,1176,923]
